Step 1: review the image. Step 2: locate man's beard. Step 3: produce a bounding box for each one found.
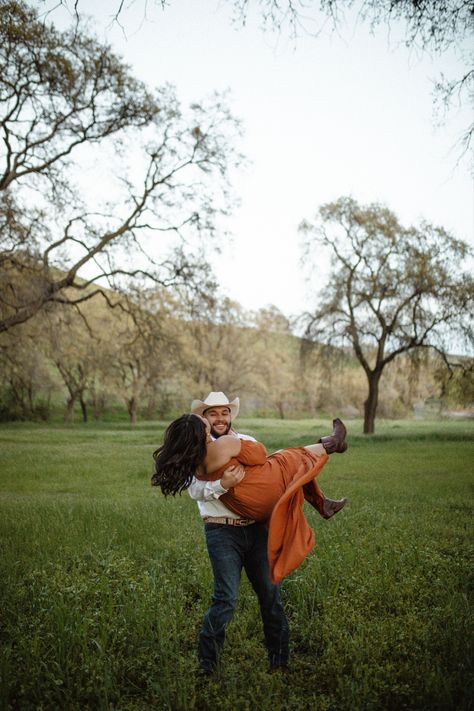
[211,423,231,438]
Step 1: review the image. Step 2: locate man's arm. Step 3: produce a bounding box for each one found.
[188,464,245,501]
[188,477,228,502]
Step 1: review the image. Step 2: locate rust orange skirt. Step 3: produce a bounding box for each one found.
[198,444,329,583]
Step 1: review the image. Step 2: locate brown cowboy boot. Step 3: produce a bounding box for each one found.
[322,496,348,519]
[319,418,348,454]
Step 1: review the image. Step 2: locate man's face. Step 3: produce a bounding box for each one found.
[203,406,232,438]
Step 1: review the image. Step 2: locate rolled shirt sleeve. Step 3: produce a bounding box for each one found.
[188,477,228,502]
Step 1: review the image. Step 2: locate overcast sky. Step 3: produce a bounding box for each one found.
[50,0,473,318]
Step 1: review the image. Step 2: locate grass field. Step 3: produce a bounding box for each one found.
[0,418,473,710]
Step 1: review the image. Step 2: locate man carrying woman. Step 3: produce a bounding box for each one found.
[152,391,348,676]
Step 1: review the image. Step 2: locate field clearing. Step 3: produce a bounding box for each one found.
[0,418,473,710]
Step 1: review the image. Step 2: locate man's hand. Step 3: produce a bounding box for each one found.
[220,464,245,490]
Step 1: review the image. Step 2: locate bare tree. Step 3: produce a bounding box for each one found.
[0,1,242,333]
[231,1,473,48]
[47,0,473,47]
[232,1,473,157]
[39,0,473,164]
[299,196,474,433]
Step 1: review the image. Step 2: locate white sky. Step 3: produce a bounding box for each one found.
[49,0,473,318]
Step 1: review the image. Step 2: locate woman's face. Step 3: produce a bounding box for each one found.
[195,414,211,439]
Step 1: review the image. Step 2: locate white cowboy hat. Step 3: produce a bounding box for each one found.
[190,391,240,421]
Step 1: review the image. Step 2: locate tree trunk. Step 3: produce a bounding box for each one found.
[27,385,34,415]
[10,381,26,418]
[363,372,381,434]
[64,396,75,423]
[128,396,137,425]
[92,391,106,420]
[79,393,88,423]
[145,394,156,420]
[92,392,100,420]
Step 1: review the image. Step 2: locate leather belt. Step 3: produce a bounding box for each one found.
[203,516,256,526]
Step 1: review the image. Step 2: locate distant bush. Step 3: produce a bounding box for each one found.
[0,388,51,422]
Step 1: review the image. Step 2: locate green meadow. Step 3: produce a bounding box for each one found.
[0,419,473,710]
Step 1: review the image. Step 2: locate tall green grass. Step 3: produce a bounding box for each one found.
[0,419,473,710]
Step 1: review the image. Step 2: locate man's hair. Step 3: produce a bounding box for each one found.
[152,414,207,496]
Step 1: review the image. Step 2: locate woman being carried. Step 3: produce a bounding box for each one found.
[152,414,348,582]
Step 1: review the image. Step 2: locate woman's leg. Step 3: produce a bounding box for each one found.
[304,418,347,456]
[304,419,348,518]
[304,443,326,456]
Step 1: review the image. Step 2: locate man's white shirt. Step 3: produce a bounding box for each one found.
[187,433,256,518]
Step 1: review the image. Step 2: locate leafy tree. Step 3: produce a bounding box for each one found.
[42,308,99,422]
[179,295,260,397]
[435,353,474,409]
[0,1,241,332]
[99,289,182,423]
[300,340,358,414]
[0,318,57,419]
[251,306,300,418]
[299,196,474,433]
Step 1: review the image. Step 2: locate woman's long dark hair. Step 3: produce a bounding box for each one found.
[152,414,207,496]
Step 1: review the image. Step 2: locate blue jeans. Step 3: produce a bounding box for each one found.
[198,522,289,672]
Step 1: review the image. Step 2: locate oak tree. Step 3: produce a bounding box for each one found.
[299,196,473,433]
[0,1,241,332]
